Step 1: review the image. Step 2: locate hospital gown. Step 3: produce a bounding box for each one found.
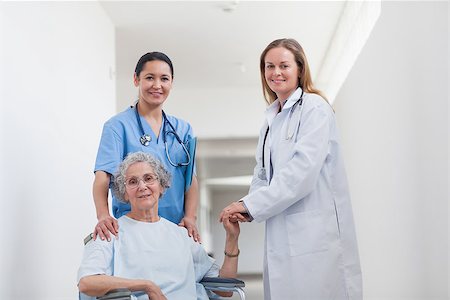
[78,216,219,300]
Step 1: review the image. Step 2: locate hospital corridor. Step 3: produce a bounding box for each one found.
[0,1,448,299]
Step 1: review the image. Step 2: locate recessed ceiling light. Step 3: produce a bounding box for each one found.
[222,0,239,13]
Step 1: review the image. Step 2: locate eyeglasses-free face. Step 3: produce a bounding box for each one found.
[134,60,173,109]
[264,47,300,101]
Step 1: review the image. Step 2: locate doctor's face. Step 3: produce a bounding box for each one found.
[264,47,300,101]
[134,60,173,108]
[124,162,162,212]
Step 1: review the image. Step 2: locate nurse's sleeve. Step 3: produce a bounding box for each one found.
[243,103,332,222]
[248,122,268,194]
[77,239,114,284]
[94,123,124,175]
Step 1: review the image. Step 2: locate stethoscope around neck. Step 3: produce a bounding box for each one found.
[135,102,191,167]
[258,90,304,181]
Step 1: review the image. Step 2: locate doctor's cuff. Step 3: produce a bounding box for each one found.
[238,200,254,222]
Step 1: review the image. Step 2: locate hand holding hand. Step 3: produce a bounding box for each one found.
[219,201,250,223]
[93,215,118,242]
[222,212,240,239]
[179,216,201,243]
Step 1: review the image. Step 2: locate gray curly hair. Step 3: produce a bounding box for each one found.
[112,152,172,203]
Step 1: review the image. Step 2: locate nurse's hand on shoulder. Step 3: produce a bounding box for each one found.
[179,216,201,243]
[93,215,118,242]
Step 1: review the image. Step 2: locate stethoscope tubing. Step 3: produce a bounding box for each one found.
[261,91,304,171]
[135,103,190,167]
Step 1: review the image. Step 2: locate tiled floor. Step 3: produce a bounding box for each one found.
[230,274,263,300]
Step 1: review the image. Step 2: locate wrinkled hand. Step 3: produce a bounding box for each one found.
[219,202,250,223]
[93,215,118,242]
[179,216,201,243]
[222,212,240,239]
[144,281,167,300]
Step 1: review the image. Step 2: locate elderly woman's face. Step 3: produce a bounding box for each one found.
[124,162,162,210]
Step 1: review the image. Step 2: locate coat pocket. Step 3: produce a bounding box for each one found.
[285,209,338,257]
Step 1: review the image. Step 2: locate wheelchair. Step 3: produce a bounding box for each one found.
[79,277,245,300]
[78,234,246,300]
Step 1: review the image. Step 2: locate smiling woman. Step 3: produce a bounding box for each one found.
[220,38,362,299]
[259,39,326,105]
[78,152,241,300]
[92,52,201,243]
[263,47,300,101]
[112,152,171,222]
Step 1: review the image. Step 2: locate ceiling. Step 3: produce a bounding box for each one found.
[100,1,346,91]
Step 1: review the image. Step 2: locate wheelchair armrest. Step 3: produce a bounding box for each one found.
[200,277,245,289]
[96,288,132,300]
[201,277,246,299]
[94,278,245,300]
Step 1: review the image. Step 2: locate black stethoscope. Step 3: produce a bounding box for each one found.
[258,90,304,181]
[135,103,191,167]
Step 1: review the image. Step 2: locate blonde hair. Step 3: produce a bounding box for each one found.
[259,38,327,104]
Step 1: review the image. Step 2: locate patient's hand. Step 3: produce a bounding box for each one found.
[179,216,201,243]
[144,280,167,300]
[93,215,118,242]
[222,214,240,239]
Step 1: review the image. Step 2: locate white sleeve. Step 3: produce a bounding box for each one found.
[203,262,220,278]
[190,239,218,281]
[243,103,332,222]
[77,238,114,284]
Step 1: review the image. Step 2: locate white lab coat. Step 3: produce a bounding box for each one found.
[242,88,362,300]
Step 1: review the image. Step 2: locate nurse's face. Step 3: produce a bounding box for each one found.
[134,60,173,108]
[264,47,300,101]
[124,162,162,212]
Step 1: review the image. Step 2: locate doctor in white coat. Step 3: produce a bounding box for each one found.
[220,38,362,300]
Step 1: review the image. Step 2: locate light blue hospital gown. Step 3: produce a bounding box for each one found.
[94,107,195,224]
[78,216,219,300]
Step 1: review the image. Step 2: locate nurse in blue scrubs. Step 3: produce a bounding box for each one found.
[92,52,200,242]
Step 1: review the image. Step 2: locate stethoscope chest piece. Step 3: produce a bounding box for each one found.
[140,134,151,146]
[134,103,191,167]
[258,168,267,181]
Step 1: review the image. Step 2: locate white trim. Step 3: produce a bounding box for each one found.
[315,0,381,104]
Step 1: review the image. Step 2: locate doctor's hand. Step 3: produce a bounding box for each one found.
[179,216,201,243]
[219,201,251,223]
[93,215,118,242]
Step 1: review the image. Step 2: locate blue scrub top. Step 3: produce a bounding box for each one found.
[94,106,194,224]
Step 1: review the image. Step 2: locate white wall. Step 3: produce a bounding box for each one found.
[0,2,115,299]
[164,87,267,139]
[116,82,268,139]
[334,2,448,300]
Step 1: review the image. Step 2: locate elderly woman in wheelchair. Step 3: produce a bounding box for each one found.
[78,152,241,300]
